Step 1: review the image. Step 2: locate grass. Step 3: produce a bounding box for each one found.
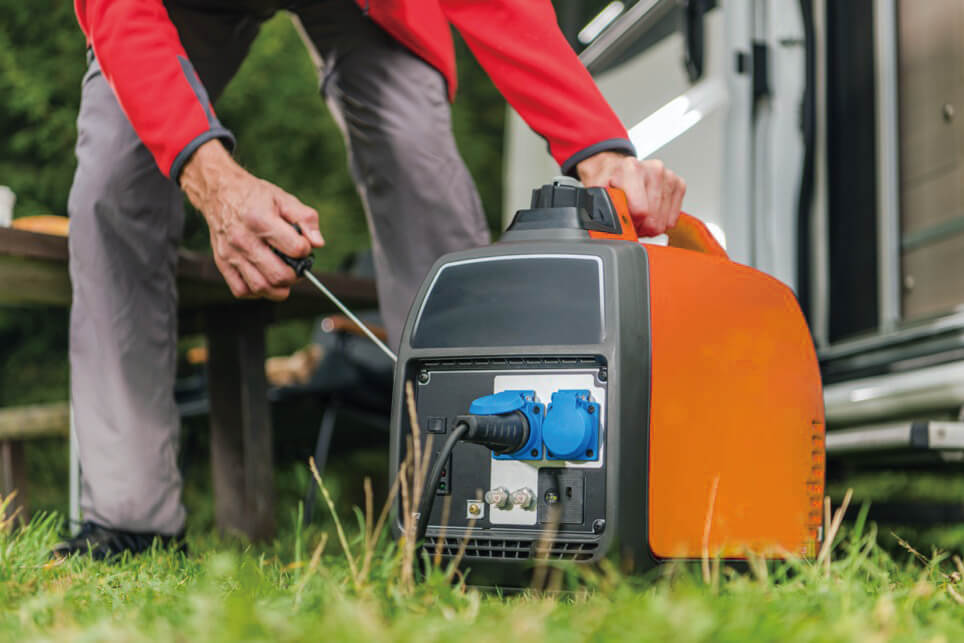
[12,394,964,642]
[4,460,964,641]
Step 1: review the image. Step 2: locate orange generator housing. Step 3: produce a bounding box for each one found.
[391,180,825,584]
[644,232,825,560]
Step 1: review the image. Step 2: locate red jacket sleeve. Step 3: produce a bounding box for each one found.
[440,0,635,175]
[74,0,235,182]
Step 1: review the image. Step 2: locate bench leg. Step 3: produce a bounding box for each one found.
[0,439,27,524]
[69,404,81,535]
[206,304,276,541]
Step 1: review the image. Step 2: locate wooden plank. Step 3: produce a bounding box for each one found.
[897,0,962,185]
[0,256,73,307]
[0,227,69,262]
[206,303,276,541]
[902,231,964,319]
[0,440,27,524]
[898,0,964,321]
[0,228,379,327]
[0,402,69,440]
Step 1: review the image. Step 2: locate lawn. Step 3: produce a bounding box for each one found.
[4,445,964,642]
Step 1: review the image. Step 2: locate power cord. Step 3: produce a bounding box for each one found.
[414,412,531,542]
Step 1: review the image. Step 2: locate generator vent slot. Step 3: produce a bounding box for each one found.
[535,540,598,561]
[420,357,603,372]
[423,536,598,561]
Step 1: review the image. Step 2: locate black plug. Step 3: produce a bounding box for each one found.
[455,412,530,455]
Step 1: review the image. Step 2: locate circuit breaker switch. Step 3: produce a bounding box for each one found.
[484,487,510,509]
[510,487,536,510]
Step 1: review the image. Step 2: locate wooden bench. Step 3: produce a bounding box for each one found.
[0,226,378,540]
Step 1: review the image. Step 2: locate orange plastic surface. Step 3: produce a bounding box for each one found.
[667,213,728,258]
[645,246,825,559]
[588,189,728,263]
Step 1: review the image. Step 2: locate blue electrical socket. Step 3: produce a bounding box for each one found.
[543,390,599,461]
[468,390,544,461]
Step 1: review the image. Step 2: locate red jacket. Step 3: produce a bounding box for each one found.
[73,0,634,182]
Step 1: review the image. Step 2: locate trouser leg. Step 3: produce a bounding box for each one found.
[68,7,261,534]
[68,59,188,533]
[292,1,492,349]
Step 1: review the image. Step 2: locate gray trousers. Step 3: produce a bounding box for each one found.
[68,0,490,534]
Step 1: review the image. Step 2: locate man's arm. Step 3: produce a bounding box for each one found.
[77,0,231,181]
[440,0,685,236]
[75,0,323,299]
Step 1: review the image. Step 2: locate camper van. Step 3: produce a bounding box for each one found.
[505,0,964,467]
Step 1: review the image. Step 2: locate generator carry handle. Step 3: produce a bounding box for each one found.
[603,187,729,259]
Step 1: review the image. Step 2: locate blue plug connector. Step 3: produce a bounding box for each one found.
[468,390,544,460]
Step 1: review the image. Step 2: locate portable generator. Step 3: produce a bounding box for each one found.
[388,178,825,586]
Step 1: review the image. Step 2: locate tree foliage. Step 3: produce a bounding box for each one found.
[0,1,86,219]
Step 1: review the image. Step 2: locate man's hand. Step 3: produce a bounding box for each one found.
[576,152,686,237]
[180,140,324,301]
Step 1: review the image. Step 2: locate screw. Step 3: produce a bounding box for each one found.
[586,449,594,457]
[533,405,540,414]
[943,103,955,122]
[587,405,595,414]
[598,368,608,382]
[530,449,539,457]
[592,519,606,534]
[417,370,429,383]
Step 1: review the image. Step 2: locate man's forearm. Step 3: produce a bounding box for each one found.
[441,0,633,174]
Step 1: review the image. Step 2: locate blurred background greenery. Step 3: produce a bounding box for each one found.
[0,1,509,406]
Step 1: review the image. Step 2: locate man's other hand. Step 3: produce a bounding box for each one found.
[576,152,686,238]
[180,140,325,301]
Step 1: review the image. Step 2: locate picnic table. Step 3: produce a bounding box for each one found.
[0,226,378,540]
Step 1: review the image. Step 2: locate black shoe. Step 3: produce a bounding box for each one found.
[50,521,188,561]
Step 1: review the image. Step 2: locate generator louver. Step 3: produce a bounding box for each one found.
[423,536,599,561]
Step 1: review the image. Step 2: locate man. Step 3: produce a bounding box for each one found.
[54,0,686,558]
